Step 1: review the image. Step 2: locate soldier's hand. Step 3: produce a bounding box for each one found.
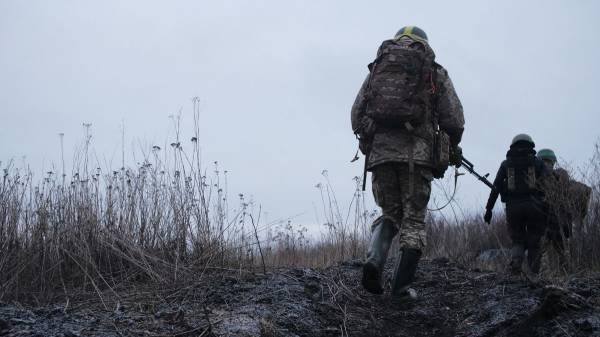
[449,146,463,167]
[484,209,493,224]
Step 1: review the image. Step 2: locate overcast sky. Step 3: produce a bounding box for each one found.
[1,0,599,230]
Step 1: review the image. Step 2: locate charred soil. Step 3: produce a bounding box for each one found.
[1,259,599,337]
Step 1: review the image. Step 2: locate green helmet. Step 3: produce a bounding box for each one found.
[395,26,428,42]
[538,148,557,162]
[511,133,535,147]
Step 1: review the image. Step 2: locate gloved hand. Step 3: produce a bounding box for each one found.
[484,209,493,224]
[432,165,448,179]
[449,146,462,167]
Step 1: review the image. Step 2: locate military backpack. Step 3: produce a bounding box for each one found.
[504,155,538,198]
[365,38,436,128]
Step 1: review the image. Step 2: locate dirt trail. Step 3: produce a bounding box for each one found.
[1,258,599,336]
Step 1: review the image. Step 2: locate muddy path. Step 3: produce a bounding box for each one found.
[1,258,599,336]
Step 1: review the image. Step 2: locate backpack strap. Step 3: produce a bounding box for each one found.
[430,63,440,131]
[430,63,444,170]
[418,51,436,115]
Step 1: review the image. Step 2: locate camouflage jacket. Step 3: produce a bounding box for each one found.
[543,168,592,229]
[350,37,465,170]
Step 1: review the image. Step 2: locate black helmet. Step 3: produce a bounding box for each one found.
[394,26,428,42]
[510,133,535,147]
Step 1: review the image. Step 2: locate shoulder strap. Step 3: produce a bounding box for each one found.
[431,63,440,130]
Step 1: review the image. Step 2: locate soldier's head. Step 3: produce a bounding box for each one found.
[510,133,535,149]
[538,148,557,170]
[395,26,428,43]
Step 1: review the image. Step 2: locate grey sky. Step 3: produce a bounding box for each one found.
[1,0,599,229]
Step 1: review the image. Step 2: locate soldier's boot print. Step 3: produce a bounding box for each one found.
[362,217,397,294]
[391,247,422,298]
[509,244,525,275]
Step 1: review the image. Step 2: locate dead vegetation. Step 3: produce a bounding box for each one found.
[2,258,599,337]
[0,101,374,306]
[1,100,599,308]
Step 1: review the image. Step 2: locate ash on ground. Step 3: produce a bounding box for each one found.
[1,259,599,336]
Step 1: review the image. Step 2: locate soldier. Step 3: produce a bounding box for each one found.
[351,26,464,298]
[538,148,592,270]
[537,148,571,268]
[484,134,549,275]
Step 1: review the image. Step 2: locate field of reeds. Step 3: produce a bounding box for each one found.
[1,103,599,305]
[0,101,374,305]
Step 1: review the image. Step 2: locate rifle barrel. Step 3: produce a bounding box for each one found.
[461,156,495,190]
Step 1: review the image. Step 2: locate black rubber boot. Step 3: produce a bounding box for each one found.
[362,217,397,294]
[391,247,422,297]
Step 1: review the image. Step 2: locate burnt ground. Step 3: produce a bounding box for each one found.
[1,258,600,337]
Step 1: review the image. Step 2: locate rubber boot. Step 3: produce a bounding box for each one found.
[391,247,422,297]
[362,217,397,294]
[509,244,525,275]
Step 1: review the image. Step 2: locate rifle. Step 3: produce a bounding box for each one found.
[461,156,495,190]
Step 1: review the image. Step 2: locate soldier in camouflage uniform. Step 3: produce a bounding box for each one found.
[351,26,465,297]
[538,148,592,271]
[538,149,571,269]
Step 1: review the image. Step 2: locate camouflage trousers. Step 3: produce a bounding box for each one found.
[541,223,571,272]
[371,162,433,250]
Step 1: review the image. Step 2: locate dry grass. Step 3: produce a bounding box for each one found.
[260,172,375,267]
[1,101,599,304]
[0,101,274,304]
[426,213,511,264]
[0,100,377,305]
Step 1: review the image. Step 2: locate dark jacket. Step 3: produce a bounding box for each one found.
[485,146,549,211]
